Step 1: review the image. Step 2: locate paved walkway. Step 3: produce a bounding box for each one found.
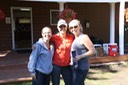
[0,50,32,84]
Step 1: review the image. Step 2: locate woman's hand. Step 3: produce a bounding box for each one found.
[73,55,82,62]
[31,73,36,79]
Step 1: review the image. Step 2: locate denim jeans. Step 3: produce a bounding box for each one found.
[72,69,89,85]
[51,64,73,85]
[32,70,50,85]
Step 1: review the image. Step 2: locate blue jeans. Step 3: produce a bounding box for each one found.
[51,64,73,85]
[72,69,89,85]
[32,70,50,85]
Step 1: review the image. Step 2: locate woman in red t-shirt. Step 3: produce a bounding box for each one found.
[51,19,74,85]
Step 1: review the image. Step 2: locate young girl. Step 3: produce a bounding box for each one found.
[28,27,54,85]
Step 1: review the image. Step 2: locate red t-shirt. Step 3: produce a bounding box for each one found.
[51,33,74,66]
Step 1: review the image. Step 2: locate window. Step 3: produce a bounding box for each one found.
[50,10,59,25]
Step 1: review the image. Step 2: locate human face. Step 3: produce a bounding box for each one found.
[42,27,52,41]
[69,22,80,36]
[58,25,67,34]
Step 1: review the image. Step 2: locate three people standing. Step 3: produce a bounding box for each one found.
[28,19,96,85]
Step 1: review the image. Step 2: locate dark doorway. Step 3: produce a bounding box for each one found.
[11,7,33,50]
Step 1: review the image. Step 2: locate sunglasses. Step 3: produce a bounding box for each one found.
[69,25,78,30]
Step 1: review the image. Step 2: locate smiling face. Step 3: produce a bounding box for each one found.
[41,27,52,41]
[69,20,81,36]
[58,24,67,34]
[57,19,68,35]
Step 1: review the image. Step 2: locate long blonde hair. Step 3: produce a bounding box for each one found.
[69,19,83,32]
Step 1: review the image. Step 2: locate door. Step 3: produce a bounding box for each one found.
[11,7,33,50]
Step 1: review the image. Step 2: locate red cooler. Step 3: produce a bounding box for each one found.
[108,43,118,56]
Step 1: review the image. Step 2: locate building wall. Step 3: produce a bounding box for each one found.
[0,0,126,50]
[67,3,110,43]
[0,0,59,50]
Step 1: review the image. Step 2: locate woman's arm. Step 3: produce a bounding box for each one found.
[28,44,39,76]
[74,34,96,62]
